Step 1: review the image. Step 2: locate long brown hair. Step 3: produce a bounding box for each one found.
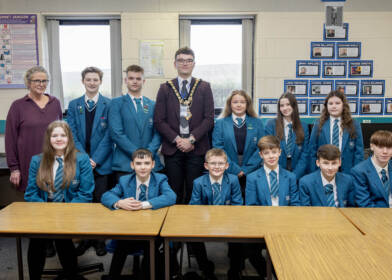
[36,121,77,191]
[220,90,258,118]
[275,93,304,144]
[318,90,356,138]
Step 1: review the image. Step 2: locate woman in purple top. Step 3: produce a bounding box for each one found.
[5,66,62,192]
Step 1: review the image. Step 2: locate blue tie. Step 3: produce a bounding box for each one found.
[139,184,147,201]
[270,170,278,197]
[134,98,144,116]
[86,99,95,112]
[332,119,339,148]
[212,183,222,205]
[235,117,243,127]
[286,123,294,157]
[180,80,188,99]
[53,157,64,202]
[324,184,335,207]
[381,169,390,197]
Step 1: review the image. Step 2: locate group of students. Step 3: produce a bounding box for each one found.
[17,46,392,280]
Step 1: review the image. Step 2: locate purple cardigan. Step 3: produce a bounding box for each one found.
[5,94,62,191]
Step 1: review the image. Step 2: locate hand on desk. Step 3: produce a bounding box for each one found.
[10,170,20,187]
[117,197,143,211]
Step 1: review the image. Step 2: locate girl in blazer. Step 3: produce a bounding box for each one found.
[265,93,309,179]
[24,121,94,280]
[309,90,364,173]
[212,90,264,195]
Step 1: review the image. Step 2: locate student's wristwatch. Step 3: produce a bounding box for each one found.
[189,135,196,144]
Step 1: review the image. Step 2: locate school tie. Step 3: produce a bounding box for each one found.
[332,119,339,148]
[139,184,147,201]
[53,157,64,202]
[134,98,144,117]
[324,184,335,207]
[381,169,390,197]
[286,123,294,157]
[180,80,188,99]
[86,99,95,112]
[235,117,243,127]
[269,170,279,198]
[212,182,222,205]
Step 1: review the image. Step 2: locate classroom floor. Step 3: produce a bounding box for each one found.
[0,238,263,279]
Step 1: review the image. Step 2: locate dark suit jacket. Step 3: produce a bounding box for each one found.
[153,77,214,156]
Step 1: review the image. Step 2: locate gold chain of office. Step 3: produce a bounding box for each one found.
[168,79,200,106]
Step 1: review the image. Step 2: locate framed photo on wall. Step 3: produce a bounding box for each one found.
[323,23,349,41]
[336,42,361,59]
[348,60,373,78]
[309,99,325,116]
[359,99,383,115]
[310,80,333,97]
[360,80,385,97]
[284,80,308,96]
[384,98,392,115]
[258,99,278,116]
[310,42,335,59]
[296,60,321,78]
[322,61,347,78]
[334,80,359,96]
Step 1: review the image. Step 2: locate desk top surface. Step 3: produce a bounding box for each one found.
[0,202,168,237]
[160,205,360,238]
[265,233,392,280]
[340,207,392,237]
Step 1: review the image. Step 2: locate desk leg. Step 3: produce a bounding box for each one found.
[266,247,272,280]
[16,237,24,280]
[164,239,170,280]
[150,239,155,280]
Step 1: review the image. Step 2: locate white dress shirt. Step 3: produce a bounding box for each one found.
[264,165,280,206]
[320,172,338,207]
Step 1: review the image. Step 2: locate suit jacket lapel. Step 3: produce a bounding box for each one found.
[221,173,231,204]
[147,174,156,200]
[243,116,252,156]
[92,94,105,135]
[128,176,137,199]
[315,171,328,205]
[259,169,272,206]
[77,97,86,144]
[368,158,389,202]
[202,176,214,205]
[124,94,142,133]
[323,119,331,144]
[171,78,181,122]
[224,117,237,153]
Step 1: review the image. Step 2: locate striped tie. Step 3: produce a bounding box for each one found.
[286,123,294,157]
[86,99,95,112]
[324,184,335,207]
[139,184,147,201]
[332,119,339,148]
[270,170,279,197]
[53,157,64,202]
[381,169,390,197]
[180,80,188,99]
[134,98,144,117]
[212,182,222,205]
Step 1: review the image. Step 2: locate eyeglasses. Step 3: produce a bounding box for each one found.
[176,59,194,65]
[30,79,49,84]
[207,162,226,167]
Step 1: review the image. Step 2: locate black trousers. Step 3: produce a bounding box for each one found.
[114,171,132,184]
[28,238,78,280]
[164,150,205,204]
[93,172,112,202]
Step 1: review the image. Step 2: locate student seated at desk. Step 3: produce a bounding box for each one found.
[352,130,392,208]
[24,121,94,280]
[189,148,243,280]
[101,148,176,280]
[245,135,299,278]
[299,144,354,207]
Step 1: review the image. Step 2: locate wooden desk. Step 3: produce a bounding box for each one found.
[160,205,360,280]
[0,202,168,280]
[340,207,392,237]
[265,233,392,280]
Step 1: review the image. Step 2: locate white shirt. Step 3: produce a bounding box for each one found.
[329,116,342,150]
[371,157,392,207]
[136,176,152,209]
[231,113,245,125]
[283,119,293,143]
[177,76,192,92]
[84,93,99,106]
[128,94,144,112]
[264,165,280,206]
[320,172,338,207]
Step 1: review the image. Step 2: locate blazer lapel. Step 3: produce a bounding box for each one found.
[124,94,142,133]
[243,116,253,156]
[341,128,349,151]
[278,171,288,206]
[171,78,181,122]
[139,97,150,136]
[221,173,231,204]
[202,176,214,205]
[77,97,86,143]
[367,159,389,202]
[127,175,137,199]
[323,119,331,144]
[92,94,105,135]
[315,171,328,205]
[224,117,237,153]
[335,173,345,207]
[147,174,157,200]
[258,169,272,206]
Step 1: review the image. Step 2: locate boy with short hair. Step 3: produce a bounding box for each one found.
[245,135,299,279]
[189,148,243,280]
[352,130,392,208]
[299,144,354,207]
[101,148,176,279]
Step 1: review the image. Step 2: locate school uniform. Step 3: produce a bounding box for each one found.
[299,170,355,207]
[67,93,112,201]
[309,118,364,173]
[109,94,162,178]
[265,119,309,179]
[24,152,94,280]
[352,158,392,208]
[189,173,243,279]
[101,172,176,279]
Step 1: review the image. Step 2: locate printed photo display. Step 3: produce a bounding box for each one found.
[296,60,320,78]
[311,42,335,59]
[324,23,349,41]
[258,99,278,115]
[322,61,346,77]
[284,80,308,96]
[385,99,392,115]
[310,80,333,96]
[309,99,325,115]
[296,99,308,115]
[360,99,383,115]
[335,80,359,96]
[349,60,373,78]
[360,80,385,97]
[336,42,361,59]
[347,98,359,114]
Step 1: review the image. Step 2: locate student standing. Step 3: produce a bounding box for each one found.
[212,90,264,195]
[109,65,162,182]
[67,67,113,256]
[24,121,94,280]
[265,92,309,179]
[300,144,355,207]
[352,130,392,208]
[309,90,364,173]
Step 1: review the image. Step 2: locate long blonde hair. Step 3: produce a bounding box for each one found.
[219,90,258,118]
[36,121,77,191]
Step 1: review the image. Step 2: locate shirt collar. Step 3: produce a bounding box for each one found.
[264,165,279,176]
[371,157,389,174]
[330,116,341,124]
[136,175,151,189]
[232,113,246,123]
[84,93,99,104]
[209,175,223,186]
[283,118,292,127]
[128,94,143,102]
[320,171,336,187]
[177,76,192,88]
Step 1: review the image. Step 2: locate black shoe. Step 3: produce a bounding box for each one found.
[93,240,108,256]
[46,241,56,258]
[75,240,92,256]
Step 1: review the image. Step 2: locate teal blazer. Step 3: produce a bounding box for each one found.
[108,95,162,172]
[67,94,113,175]
[212,115,264,175]
[24,152,94,203]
